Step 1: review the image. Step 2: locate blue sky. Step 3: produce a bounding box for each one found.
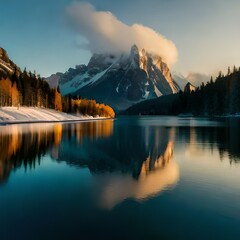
[1,0,240,77]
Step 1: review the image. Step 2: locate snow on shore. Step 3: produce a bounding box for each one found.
[0,107,103,124]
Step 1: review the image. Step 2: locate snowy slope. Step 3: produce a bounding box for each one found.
[0,107,103,123]
[60,63,115,96]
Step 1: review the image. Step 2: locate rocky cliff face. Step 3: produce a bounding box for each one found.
[56,45,180,111]
[0,48,9,62]
[0,47,17,74]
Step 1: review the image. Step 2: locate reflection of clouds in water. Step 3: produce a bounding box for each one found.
[97,142,179,209]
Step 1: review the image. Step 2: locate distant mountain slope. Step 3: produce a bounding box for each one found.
[45,72,63,88]
[54,45,180,111]
[172,73,188,91]
[172,72,210,90]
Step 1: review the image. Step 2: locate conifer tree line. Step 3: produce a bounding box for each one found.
[0,68,115,118]
[176,66,240,116]
[125,66,240,116]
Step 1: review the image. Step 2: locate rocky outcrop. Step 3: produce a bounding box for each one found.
[0,47,19,75]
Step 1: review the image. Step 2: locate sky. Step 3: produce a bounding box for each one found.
[1,0,240,77]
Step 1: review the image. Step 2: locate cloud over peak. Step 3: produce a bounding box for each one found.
[66,1,178,66]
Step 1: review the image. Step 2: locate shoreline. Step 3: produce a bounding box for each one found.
[0,117,114,126]
[0,106,115,125]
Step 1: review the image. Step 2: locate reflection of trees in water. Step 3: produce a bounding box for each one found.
[222,119,240,163]
[62,120,113,143]
[0,120,113,184]
[0,121,176,183]
[0,125,55,184]
[177,119,240,163]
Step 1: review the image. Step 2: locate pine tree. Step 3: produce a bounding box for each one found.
[227,66,231,75]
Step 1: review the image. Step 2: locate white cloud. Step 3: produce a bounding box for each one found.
[66,1,178,66]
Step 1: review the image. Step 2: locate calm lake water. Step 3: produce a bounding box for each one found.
[1,116,240,240]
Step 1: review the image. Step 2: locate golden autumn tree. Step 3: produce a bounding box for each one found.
[54,88,62,111]
[11,81,20,106]
[0,78,12,106]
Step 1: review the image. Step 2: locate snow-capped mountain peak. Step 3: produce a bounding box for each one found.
[56,45,180,111]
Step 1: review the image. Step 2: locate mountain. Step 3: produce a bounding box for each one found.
[172,72,212,90]
[172,72,189,91]
[172,72,211,90]
[45,72,63,88]
[0,47,19,75]
[56,45,180,111]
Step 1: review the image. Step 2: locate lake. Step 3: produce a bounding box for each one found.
[1,116,240,240]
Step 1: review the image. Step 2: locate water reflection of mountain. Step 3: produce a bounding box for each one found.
[55,124,179,208]
[95,141,179,209]
[55,125,175,179]
[1,118,240,184]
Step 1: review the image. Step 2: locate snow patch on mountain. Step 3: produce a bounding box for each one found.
[154,86,162,97]
[60,61,117,96]
[172,72,188,91]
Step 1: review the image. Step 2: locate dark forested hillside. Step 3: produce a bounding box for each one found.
[124,67,240,116]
